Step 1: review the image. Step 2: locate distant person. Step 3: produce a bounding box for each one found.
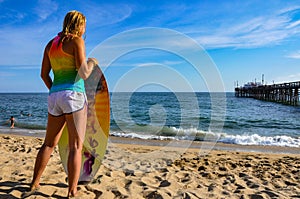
[9,116,15,128]
[22,10,97,198]
[20,111,32,117]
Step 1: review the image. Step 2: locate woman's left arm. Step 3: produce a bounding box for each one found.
[40,40,53,90]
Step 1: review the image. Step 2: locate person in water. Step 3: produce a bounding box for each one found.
[10,116,15,128]
[22,10,98,198]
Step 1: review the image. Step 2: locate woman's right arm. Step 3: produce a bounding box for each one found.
[74,37,98,80]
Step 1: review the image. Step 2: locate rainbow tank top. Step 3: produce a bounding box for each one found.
[48,35,85,94]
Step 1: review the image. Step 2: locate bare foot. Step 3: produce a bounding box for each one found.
[21,185,40,198]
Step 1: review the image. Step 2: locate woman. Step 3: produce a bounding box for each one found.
[22,10,98,198]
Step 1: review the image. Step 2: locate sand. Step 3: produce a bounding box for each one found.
[0,134,299,199]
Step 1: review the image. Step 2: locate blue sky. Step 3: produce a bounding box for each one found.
[1,0,300,92]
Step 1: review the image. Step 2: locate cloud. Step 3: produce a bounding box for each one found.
[286,51,300,59]
[0,2,134,66]
[83,3,132,27]
[136,60,184,67]
[33,0,58,21]
[137,63,160,67]
[88,27,208,69]
[179,5,300,49]
[275,73,300,83]
[286,20,300,29]
[97,2,300,50]
[0,8,27,26]
[0,23,56,65]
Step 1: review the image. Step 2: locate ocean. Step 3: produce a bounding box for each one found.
[0,92,299,148]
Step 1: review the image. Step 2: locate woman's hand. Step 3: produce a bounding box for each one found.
[87,58,98,67]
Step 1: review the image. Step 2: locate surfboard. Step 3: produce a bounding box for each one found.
[58,65,110,183]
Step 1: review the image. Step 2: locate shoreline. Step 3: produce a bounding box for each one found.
[108,135,300,155]
[1,128,299,155]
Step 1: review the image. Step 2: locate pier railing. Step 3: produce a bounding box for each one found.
[235,81,300,106]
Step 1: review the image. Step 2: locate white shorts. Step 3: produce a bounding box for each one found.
[48,90,87,116]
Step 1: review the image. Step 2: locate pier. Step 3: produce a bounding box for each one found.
[235,81,300,106]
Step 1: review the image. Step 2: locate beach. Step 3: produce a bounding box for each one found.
[0,133,299,199]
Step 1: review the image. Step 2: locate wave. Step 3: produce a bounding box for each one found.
[110,126,300,148]
[15,123,46,130]
[219,134,300,148]
[1,122,299,148]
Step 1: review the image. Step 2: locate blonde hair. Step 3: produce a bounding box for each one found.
[59,10,86,44]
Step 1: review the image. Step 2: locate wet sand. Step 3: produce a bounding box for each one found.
[0,133,299,198]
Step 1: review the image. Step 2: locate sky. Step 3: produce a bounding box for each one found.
[1,0,300,92]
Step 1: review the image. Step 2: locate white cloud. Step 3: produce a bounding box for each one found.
[286,51,300,59]
[286,20,300,29]
[137,63,159,67]
[274,73,300,83]
[136,61,183,67]
[187,7,300,49]
[34,0,58,21]
[0,8,26,25]
[0,22,56,65]
[83,3,132,27]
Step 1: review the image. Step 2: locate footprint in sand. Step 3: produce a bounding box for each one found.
[141,176,160,187]
[111,189,128,198]
[246,180,260,189]
[85,185,103,198]
[135,180,147,187]
[144,190,163,199]
[175,172,191,183]
[248,194,264,199]
[158,180,171,187]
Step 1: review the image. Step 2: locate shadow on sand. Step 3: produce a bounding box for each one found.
[0,181,68,199]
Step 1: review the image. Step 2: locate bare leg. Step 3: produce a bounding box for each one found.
[30,113,66,189]
[66,105,87,197]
